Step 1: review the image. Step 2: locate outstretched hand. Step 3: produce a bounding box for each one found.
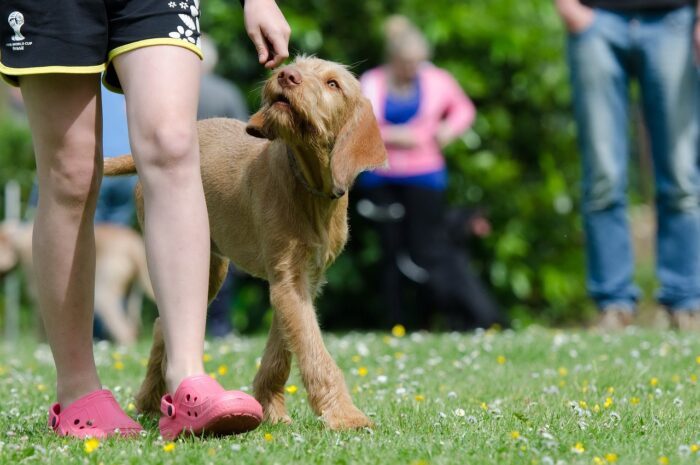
[243,0,291,69]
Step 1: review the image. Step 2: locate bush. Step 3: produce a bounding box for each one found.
[201,0,593,327]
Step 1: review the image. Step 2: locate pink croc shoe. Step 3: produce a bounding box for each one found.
[159,374,262,440]
[48,389,143,438]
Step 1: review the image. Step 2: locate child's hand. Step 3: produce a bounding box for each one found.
[243,0,291,69]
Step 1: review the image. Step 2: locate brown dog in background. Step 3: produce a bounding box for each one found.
[0,221,153,345]
[104,56,387,429]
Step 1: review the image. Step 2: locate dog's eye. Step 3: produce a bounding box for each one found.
[327,80,340,89]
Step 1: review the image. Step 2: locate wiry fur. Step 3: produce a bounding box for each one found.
[105,57,387,429]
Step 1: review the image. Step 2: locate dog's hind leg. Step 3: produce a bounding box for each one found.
[208,252,230,304]
[253,312,293,424]
[268,277,371,430]
[135,317,167,413]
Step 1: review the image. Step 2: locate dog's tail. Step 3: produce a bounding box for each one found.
[103,154,137,176]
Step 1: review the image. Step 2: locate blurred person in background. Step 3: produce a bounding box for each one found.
[556,0,700,330]
[357,15,504,331]
[197,34,249,337]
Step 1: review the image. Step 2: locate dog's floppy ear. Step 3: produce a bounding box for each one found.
[246,109,270,139]
[330,98,387,195]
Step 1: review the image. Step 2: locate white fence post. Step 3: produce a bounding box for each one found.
[4,180,21,346]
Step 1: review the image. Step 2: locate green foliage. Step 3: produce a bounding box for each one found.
[0,114,35,217]
[202,0,592,325]
[0,0,596,328]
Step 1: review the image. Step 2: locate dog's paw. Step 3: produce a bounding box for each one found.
[266,410,293,425]
[322,405,373,430]
[260,394,292,425]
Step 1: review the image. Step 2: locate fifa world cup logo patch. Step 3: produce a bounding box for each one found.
[8,11,25,41]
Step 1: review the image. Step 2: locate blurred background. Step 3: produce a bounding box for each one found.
[0,0,659,337]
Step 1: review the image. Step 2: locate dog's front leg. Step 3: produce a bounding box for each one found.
[253,312,293,424]
[268,280,372,430]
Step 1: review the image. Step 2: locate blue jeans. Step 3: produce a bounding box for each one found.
[568,6,700,311]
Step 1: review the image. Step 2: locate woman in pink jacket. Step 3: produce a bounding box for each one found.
[358,16,502,330]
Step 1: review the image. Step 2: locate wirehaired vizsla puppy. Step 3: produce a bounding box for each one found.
[104,56,387,429]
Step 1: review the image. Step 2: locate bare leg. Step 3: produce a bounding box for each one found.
[113,46,208,392]
[20,74,103,406]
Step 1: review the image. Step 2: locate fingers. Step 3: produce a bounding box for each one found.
[247,28,270,65]
[264,30,290,69]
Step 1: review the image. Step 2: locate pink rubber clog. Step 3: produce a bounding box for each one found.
[48,389,143,438]
[159,375,263,440]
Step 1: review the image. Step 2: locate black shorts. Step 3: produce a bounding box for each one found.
[0,0,203,92]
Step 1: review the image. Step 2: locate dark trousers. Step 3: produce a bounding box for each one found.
[364,184,502,330]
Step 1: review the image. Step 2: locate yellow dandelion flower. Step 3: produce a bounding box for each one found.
[630,397,640,405]
[572,442,585,454]
[391,324,406,338]
[605,452,618,462]
[689,444,699,453]
[558,367,568,377]
[696,355,700,365]
[593,403,600,413]
[593,457,605,465]
[264,433,273,442]
[658,456,669,465]
[604,397,613,409]
[607,386,614,394]
[496,355,507,365]
[37,384,47,392]
[114,361,125,371]
[217,365,228,376]
[650,377,659,387]
[163,442,176,452]
[203,353,213,362]
[414,394,425,402]
[480,402,488,411]
[285,385,298,394]
[579,400,588,409]
[127,402,136,412]
[351,355,361,363]
[357,367,368,377]
[690,374,697,384]
[83,438,100,454]
[510,431,520,440]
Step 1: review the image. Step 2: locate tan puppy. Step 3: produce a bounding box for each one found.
[104,56,387,430]
[0,221,154,345]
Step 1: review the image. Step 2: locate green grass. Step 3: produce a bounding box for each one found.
[1,327,699,465]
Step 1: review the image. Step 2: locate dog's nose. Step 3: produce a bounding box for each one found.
[278,68,302,88]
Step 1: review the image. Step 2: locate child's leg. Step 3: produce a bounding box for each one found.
[20,74,103,406]
[112,46,209,392]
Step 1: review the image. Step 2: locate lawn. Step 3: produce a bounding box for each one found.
[0,326,698,465]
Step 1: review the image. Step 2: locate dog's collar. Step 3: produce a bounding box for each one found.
[286,147,342,200]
